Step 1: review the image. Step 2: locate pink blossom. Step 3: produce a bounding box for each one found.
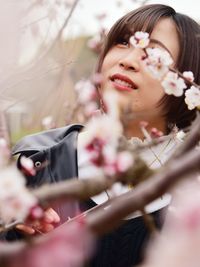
[74,79,97,104]
[87,34,103,54]
[42,116,56,130]
[20,156,36,176]
[116,151,134,173]
[161,71,187,97]
[150,128,163,138]
[91,73,103,86]
[141,184,200,267]
[8,219,95,267]
[0,166,37,223]
[81,115,122,149]
[103,148,134,176]
[28,205,44,221]
[84,102,99,117]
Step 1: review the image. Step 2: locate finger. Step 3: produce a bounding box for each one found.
[42,223,55,233]
[35,223,55,233]
[44,208,60,224]
[16,224,35,235]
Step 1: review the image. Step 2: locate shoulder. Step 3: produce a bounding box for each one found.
[12,124,84,186]
[12,124,84,156]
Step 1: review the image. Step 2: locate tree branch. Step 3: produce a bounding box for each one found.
[86,148,200,235]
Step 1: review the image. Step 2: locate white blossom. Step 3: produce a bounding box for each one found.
[81,114,123,149]
[185,86,200,110]
[183,71,194,82]
[84,102,99,117]
[117,151,134,172]
[42,116,55,130]
[129,31,149,48]
[74,79,96,104]
[144,48,173,80]
[161,71,187,97]
[103,146,118,176]
[0,166,37,223]
[146,47,173,67]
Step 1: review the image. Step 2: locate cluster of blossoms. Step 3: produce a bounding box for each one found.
[80,115,134,177]
[74,76,102,118]
[143,183,200,267]
[0,166,37,224]
[7,218,94,267]
[87,29,106,54]
[129,31,200,110]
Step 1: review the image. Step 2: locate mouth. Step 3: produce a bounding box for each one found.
[110,73,138,92]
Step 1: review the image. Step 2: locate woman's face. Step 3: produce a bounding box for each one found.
[100,18,180,120]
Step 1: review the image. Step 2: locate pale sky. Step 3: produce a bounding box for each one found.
[64,0,200,38]
[20,0,199,64]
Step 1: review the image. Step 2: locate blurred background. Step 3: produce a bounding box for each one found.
[1,0,199,143]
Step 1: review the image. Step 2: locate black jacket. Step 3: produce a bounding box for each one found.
[11,124,162,267]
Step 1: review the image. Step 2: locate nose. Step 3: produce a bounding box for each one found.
[119,47,145,72]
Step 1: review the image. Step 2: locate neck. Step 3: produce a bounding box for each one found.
[123,117,167,140]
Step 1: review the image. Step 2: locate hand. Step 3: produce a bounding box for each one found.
[15,207,60,235]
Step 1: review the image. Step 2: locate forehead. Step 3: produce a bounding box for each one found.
[150,18,180,62]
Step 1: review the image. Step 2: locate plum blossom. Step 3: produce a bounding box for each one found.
[0,166,37,223]
[74,79,97,104]
[141,183,200,267]
[183,71,194,82]
[8,219,95,267]
[20,156,36,176]
[161,71,187,97]
[82,115,123,149]
[80,115,123,170]
[103,90,121,119]
[87,33,103,54]
[91,72,103,86]
[150,128,163,138]
[93,145,134,177]
[84,102,99,117]
[129,31,149,48]
[116,151,134,173]
[42,116,55,130]
[80,114,134,176]
[144,47,173,80]
[184,85,200,110]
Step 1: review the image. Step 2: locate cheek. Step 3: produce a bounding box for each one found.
[142,74,165,103]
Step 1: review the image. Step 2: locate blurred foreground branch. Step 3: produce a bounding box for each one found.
[0,116,200,258]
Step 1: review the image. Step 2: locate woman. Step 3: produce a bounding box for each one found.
[12,4,200,267]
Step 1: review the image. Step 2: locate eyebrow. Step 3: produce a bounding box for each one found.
[149,38,173,59]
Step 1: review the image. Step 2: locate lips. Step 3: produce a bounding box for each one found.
[110,73,138,92]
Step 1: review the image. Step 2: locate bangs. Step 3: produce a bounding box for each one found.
[104,4,176,53]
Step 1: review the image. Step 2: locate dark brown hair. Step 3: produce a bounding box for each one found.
[97,4,200,131]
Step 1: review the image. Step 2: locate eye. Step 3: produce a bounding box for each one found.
[116,38,129,47]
